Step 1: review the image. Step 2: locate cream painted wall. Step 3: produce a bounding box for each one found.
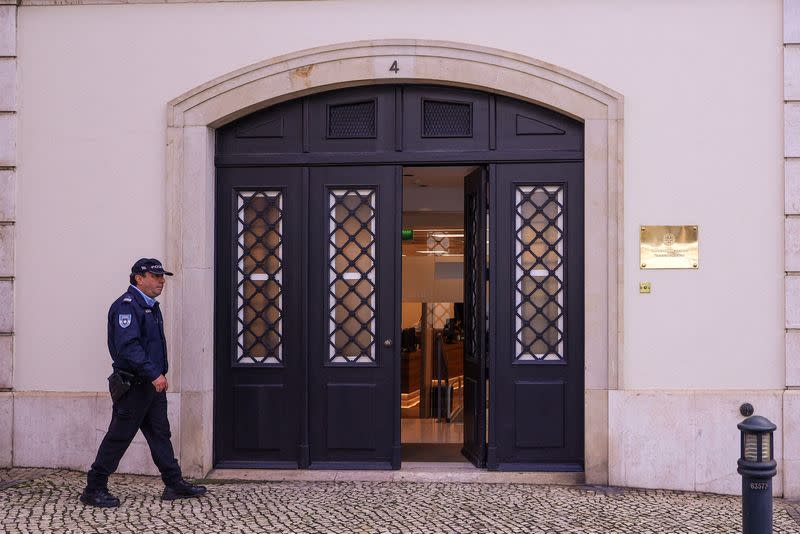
[403,256,464,303]
[15,0,783,391]
[401,303,422,330]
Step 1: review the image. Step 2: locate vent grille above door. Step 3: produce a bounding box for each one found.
[328,101,377,139]
[422,100,472,137]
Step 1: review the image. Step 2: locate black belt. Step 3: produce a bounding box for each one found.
[113,369,147,385]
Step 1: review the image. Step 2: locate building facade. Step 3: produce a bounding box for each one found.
[0,0,797,496]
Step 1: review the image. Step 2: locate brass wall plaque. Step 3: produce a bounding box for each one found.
[640,225,698,269]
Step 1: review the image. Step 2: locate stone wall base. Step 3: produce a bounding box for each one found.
[609,390,792,496]
[3,389,798,497]
[0,392,11,467]
[8,391,181,478]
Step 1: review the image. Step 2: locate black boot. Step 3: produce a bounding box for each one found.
[80,488,120,508]
[161,479,207,501]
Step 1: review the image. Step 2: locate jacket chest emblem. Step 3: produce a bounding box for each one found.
[119,314,132,328]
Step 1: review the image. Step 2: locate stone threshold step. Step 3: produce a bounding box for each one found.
[207,463,585,485]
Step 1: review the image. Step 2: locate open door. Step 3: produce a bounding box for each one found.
[462,167,488,467]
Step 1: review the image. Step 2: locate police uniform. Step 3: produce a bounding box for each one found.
[82,258,205,507]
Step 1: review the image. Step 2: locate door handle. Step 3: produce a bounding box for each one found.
[383,339,393,348]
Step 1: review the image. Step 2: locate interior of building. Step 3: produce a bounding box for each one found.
[400,165,478,462]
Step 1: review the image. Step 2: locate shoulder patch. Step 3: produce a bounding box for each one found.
[119,314,132,328]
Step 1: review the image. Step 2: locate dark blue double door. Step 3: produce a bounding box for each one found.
[215,165,401,469]
[215,162,583,471]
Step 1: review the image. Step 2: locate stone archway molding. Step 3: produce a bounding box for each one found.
[165,40,623,481]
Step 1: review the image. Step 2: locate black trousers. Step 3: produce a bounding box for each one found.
[87,382,182,490]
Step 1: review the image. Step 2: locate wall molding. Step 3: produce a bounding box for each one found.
[784,0,800,499]
[18,0,293,5]
[0,1,15,468]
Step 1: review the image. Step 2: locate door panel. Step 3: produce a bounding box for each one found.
[494,95,583,153]
[215,166,306,467]
[513,381,565,449]
[215,99,304,155]
[308,166,401,468]
[489,163,584,470]
[233,384,286,450]
[326,384,376,450]
[462,167,488,467]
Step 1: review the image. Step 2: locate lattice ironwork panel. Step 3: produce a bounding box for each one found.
[426,233,449,252]
[514,185,565,362]
[328,188,377,364]
[427,302,452,330]
[466,194,480,362]
[235,190,284,365]
[328,101,377,138]
[422,100,472,137]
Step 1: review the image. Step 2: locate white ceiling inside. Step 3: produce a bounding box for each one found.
[402,165,478,188]
[402,166,477,212]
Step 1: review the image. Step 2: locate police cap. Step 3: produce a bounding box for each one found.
[131,258,174,276]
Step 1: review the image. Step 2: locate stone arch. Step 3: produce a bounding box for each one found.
[166,40,623,481]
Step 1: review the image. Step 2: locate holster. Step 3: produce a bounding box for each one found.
[108,369,136,403]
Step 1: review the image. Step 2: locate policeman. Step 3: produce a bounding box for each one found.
[80,258,207,507]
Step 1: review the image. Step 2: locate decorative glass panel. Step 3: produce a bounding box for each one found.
[514,185,564,361]
[235,190,283,365]
[328,188,376,363]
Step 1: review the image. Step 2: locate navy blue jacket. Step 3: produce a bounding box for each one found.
[107,286,168,382]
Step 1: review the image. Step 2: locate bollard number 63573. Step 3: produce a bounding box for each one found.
[749,482,769,490]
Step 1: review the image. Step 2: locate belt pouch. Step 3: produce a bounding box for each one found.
[108,371,132,403]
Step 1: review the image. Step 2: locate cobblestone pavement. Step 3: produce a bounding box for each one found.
[1,469,799,533]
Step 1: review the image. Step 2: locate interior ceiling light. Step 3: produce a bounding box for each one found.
[430,233,464,238]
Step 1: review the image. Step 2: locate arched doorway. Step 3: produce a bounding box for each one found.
[213,84,584,470]
[166,40,621,483]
